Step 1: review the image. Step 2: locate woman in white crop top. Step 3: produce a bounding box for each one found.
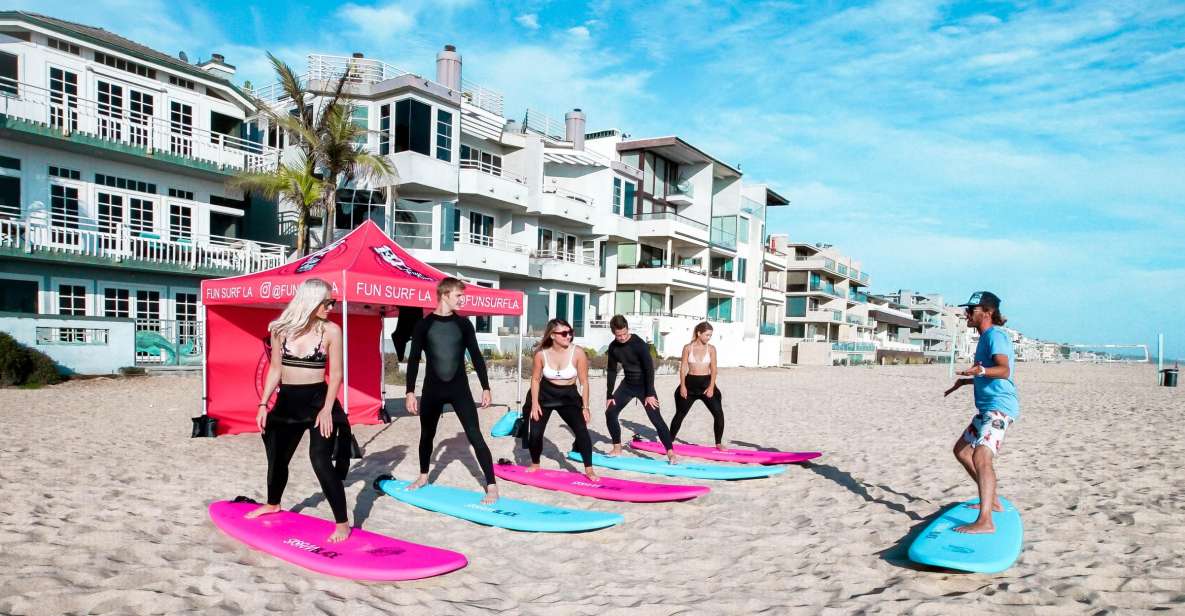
[527,318,597,480]
[673,321,726,450]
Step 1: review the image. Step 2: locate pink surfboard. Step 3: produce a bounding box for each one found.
[209,499,467,581]
[630,440,823,465]
[494,462,710,502]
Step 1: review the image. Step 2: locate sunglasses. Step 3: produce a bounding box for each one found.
[553,330,573,338]
[322,299,337,309]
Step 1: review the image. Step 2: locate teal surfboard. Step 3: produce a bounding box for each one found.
[490,410,521,437]
[373,475,623,533]
[570,451,786,480]
[908,497,1023,573]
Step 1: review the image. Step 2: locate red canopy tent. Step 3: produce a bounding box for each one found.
[199,220,525,435]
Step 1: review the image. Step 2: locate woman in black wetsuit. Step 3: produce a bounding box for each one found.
[672,321,725,450]
[404,277,498,504]
[527,318,597,480]
[249,278,353,543]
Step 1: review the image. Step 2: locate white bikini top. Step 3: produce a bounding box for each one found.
[542,346,578,380]
[689,344,711,366]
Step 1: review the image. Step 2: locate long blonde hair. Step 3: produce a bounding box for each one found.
[269,278,332,339]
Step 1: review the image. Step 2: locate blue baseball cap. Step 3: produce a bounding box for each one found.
[959,291,1001,309]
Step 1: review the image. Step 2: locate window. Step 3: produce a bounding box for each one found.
[267,121,286,149]
[48,38,81,56]
[623,181,636,218]
[572,294,585,337]
[96,173,156,194]
[708,297,732,322]
[49,166,80,180]
[129,90,155,148]
[0,51,16,96]
[614,290,635,314]
[169,203,192,241]
[97,192,124,246]
[468,212,494,245]
[435,110,452,161]
[617,243,637,268]
[643,152,679,199]
[0,176,17,211]
[130,197,154,234]
[58,284,86,342]
[785,323,805,338]
[582,240,596,267]
[50,184,80,233]
[350,104,369,148]
[136,290,162,330]
[537,227,553,252]
[93,51,155,79]
[0,156,18,170]
[103,288,130,318]
[97,81,124,141]
[170,101,193,156]
[379,104,391,155]
[554,292,569,320]
[394,98,431,156]
[48,68,79,131]
[599,243,607,277]
[786,297,807,317]
[392,199,433,249]
[737,257,747,283]
[168,75,195,90]
[0,278,37,313]
[460,144,502,175]
[640,291,664,314]
[639,244,666,268]
[168,188,194,200]
[335,188,385,230]
[612,178,622,215]
[738,217,750,244]
[710,256,733,281]
[175,292,199,348]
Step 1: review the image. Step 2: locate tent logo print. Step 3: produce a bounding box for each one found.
[372,246,435,281]
[295,237,349,273]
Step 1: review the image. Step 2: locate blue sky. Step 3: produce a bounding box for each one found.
[25,0,1185,358]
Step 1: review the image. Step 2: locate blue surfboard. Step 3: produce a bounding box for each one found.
[490,410,521,438]
[908,497,1023,573]
[373,475,623,533]
[570,451,786,480]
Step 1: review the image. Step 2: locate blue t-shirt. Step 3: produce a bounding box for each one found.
[973,327,1020,418]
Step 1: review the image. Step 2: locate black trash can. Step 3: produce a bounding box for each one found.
[1161,368,1179,388]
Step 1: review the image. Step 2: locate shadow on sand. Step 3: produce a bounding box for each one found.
[878,503,964,573]
[803,462,929,522]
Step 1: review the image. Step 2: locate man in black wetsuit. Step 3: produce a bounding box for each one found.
[604,315,679,464]
[404,277,499,504]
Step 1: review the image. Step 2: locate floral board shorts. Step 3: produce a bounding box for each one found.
[961,410,1015,455]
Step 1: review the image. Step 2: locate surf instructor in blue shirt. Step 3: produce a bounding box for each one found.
[944,291,1019,534]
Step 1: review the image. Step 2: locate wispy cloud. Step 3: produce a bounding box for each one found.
[515,13,540,30]
[338,3,416,38]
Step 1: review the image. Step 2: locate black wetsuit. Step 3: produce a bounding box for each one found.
[405,312,495,485]
[263,331,352,524]
[605,334,674,450]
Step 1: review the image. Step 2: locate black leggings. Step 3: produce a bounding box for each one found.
[263,421,351,524]
[528,382,593,467]
[672,374,724,445]
[418,379,496,486]
[607,383,674,450]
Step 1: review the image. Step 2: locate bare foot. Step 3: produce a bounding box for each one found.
[954,521,996,534]
[406,474,429,490]
[715,443,727,451]
[667,452,680,465]
[245,503,280,519]
[481,485,499,505]
[608,445,623,457]
[584,468,599,482]
[965,501,1004,512]
[327,522,350,543]
[525,464,540,473]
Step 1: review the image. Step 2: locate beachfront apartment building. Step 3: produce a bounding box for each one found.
[0,12,286,369]
[780,241,878,364]
[883,290,957,362]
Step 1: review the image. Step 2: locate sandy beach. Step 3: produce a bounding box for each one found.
[0,363,1182,615]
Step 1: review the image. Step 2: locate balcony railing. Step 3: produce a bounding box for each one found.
[135,318,203,366]
[250,54,505,117]
[459,159,526,184]
[0,205,287,273]
[532,249,596,267]
[1,78,278,172]
[860,272,870,283]
[634,210,709,232]
[810,279,840,296]
[832,341,876,353]
[848,289,869,303]
[760,322,779,336]
[452,232,528,253]
[541,184,595,206]
[710,229,737,250]
[830,309,843,322]
[846,315,865,326]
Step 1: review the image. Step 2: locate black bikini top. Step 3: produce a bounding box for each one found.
[281,327,327,369]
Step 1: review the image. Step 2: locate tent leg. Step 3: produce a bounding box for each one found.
[379,310,390,423]
[342,298,350,415]
[516,295,525,409]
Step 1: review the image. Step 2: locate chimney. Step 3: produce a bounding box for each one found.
[436,44,461,90]
[504,119,520,133]
[352,52,364,58]
[564,108,586,150]
[197,52,236,80]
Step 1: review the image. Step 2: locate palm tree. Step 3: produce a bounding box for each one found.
[245,53,395,250]
[230,157,326,256]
